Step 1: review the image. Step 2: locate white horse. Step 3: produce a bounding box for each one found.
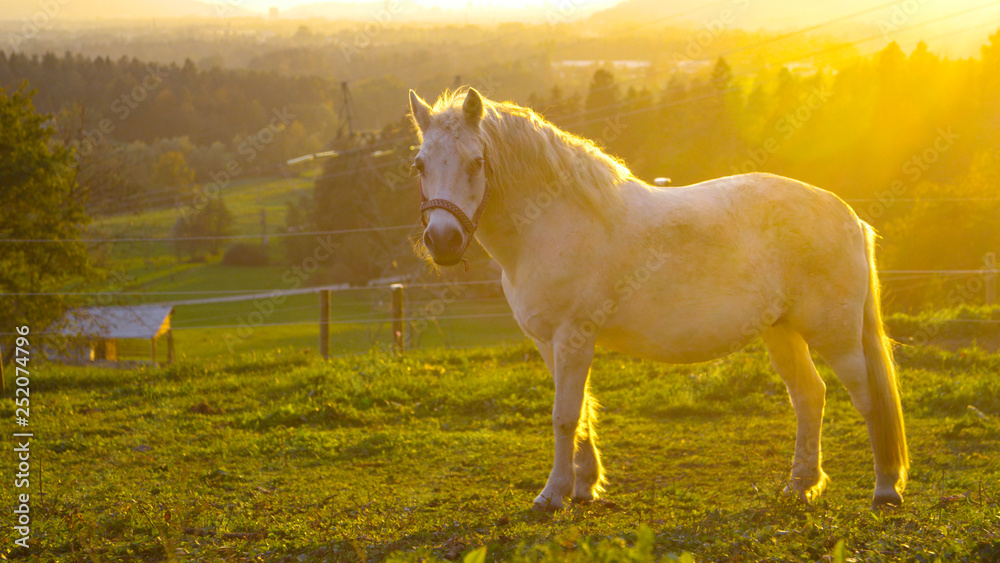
[408,87,908,510]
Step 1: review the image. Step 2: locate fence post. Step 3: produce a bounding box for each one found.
[319,289,330,360]
[986,252,997,306]
[167,331,174,365]
[391,284,405,354]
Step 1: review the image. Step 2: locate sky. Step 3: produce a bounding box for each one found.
[236,0,618,14]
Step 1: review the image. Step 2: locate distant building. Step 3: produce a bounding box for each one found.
[50,305,174,366]
[269,6,279,20]
[553,60,652,82]
[783,62,818,76]
[671,59,714,74]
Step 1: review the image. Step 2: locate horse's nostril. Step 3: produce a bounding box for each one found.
[444,228,464,250]
[425,226,464,255]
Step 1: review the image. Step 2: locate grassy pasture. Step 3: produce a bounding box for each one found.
[29,177,1000,559]
[2,340,998,561]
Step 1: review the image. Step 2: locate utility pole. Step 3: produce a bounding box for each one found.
[319,289,331,359]
[338,81,356,139]
[986,252,997,306]
[391,284,405,354]
[260,208,268,247]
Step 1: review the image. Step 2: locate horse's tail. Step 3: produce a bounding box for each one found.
[861,222,909,489]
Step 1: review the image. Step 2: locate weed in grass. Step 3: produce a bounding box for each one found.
[3,343,999,561]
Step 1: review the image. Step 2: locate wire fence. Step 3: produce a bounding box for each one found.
[4,270,998,334]
[4,3,1000,360]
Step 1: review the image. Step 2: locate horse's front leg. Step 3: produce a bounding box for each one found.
[533,338,594,511]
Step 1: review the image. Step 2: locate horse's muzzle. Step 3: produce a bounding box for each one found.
[423,224,466,266]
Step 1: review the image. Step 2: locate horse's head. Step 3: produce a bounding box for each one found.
[409,88,489,267]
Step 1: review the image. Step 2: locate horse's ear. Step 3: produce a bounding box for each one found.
[463,88,484,125]
[409,89,432,133]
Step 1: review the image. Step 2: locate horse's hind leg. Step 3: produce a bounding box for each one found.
[814,343,906,507]
[762,324,829,502]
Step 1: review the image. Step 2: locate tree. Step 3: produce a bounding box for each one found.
[282,195,315,265]
[583,68,619,140]
[881,150,1000,309]
[151,150,195,203]
[171,198,233,258]
[0,84,93,361]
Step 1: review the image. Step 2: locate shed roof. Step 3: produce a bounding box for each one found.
[55,305,173,340]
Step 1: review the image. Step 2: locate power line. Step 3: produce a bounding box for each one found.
[339,0,734,91]
[0,279,503,298]
[72,12,1000,240]
[84,3,1000,216]
[0,312,517,336]
[9,8,999,250]
[3,273,994,300]
[558,1,1000,128]
[0,224,420,243]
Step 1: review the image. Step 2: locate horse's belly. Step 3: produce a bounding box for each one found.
[595,298,764,364]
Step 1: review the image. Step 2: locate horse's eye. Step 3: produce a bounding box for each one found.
[468,156,484,176]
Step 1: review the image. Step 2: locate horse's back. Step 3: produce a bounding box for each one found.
[595,173,869,361]
[634,172,867,282]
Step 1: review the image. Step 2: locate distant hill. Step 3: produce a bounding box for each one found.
[586,0,999,56]
[588,0,887,31]
[282,0,617,24]
[0,0,255,20]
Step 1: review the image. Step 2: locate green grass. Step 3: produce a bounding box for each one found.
[85,259,1000,362]
[2,341,998,561]
[94,173,316,240]
[88,172,316,271]
[37,172,998,560]
[83,257,525,360]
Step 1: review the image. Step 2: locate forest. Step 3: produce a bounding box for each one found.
[3,9,1000,561]
[1,22,999,311]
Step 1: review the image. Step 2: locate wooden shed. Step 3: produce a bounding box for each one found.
[53,305,174,365]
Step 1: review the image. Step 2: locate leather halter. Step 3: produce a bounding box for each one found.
[418,158,491,268]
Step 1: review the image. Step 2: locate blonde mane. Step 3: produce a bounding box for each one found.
[427,89,640,218]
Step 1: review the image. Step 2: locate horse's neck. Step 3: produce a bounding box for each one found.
[474,193,525,272]
[474,115,624,271]
[474,182,619,276]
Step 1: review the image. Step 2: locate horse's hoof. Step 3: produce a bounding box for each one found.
[532,495,563,512]
[871,491,903,509]
[782,472,828,504]
[782,484,823,504]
